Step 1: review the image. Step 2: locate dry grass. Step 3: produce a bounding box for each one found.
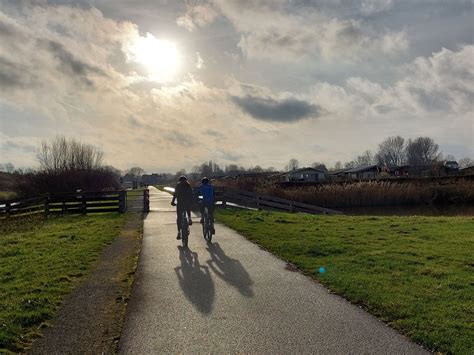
[218,178,474,208]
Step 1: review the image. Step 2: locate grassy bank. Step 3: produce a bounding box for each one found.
[216,209,474,354]
[0,214,126,352]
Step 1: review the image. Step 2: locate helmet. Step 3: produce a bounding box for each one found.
[179,175,187,182]
[201,177,209,184]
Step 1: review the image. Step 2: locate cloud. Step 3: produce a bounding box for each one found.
[205,0,409,61]
[39,39,106,87]
[176,2,218,32]
[0,58,32,89]
[232,94,321,122]
[203,129,225,138]
[359,0,393,15]
[310,45,474,117]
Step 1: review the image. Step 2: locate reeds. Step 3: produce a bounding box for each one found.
[218,178,474,208]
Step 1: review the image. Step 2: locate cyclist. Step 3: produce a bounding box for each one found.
[195,177,215,234]
[171,175,194,240]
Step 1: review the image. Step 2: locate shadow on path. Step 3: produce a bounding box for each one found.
[174,246,215,315]
[206,242,254,297]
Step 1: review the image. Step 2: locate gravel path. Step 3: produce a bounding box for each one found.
[119,187,428,354]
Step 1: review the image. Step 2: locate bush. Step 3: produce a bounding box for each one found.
[16,168,120,195]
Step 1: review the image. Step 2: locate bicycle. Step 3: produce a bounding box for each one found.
[179,209,190,248]
[202,206,212,243]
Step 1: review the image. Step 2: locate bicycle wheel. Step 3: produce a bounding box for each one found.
[203,207,212,243]
[181,211,189,247]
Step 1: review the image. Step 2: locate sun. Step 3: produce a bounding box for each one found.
[128,33,181,82]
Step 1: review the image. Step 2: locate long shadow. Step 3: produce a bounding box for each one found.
[206,242,254,297]
[174,246,215,315]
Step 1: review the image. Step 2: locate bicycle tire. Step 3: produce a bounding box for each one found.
[181,211,189,247]
[202,207,212,242]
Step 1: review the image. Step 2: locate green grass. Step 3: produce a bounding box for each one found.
[0,191,16,201]
[216,209,474,354]
[0,213,126,352]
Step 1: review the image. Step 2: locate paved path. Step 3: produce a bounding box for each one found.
[119,187,427,354]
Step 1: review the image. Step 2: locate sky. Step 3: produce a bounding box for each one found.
[0,0,473,172]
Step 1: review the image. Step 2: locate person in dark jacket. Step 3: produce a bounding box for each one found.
[171,175,194,239]
[195,177,215,234]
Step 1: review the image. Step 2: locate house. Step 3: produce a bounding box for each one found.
[122,173,141,189]
[460,165,474,176]
[282,167,326,182]
[327,168,351,180]
[343,165,381,180]
[383,165,410,177]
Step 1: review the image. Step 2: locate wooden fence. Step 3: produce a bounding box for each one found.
[216,188,342,215]
[0,191,126,219]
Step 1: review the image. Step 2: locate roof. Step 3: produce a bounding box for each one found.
[283,167,326,175]
[328,168,351,175]
[344,164,380,173]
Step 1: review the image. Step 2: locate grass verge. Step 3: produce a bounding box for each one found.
[0,213,126,352]
[216,209,474,354]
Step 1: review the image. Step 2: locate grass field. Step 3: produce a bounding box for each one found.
[0,213,126,352]
[216,209,474,354]
[0,191,16,200]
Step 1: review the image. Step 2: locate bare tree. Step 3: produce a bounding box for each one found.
[458,157,474,168]
[37,136,103,172]
[406,137,441,166]
[355,150,374,166]
[127,167,145,177]
[375,136,406,166]
[333,161,343,171]
[0,162,15,173]
[287,158,299,171]
[311,162,328,171]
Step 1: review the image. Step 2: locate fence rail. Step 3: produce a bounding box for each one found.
[216,188,342,215]
[0,191,126,218]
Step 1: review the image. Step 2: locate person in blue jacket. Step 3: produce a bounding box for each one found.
[195,177,215,234]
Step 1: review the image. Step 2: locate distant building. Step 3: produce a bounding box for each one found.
[122,173,141,189]
[459,165,474,176]
[281,167,326,182]
[383,165,410,177]
[335,165,381,180]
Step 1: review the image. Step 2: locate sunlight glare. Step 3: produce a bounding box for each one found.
[129,33,180,82]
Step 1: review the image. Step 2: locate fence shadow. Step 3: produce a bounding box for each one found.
[174,246,215,315]
[206,242,254,297]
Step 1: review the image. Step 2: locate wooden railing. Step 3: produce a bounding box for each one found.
[0,191,126,218]
[216,188,342,215]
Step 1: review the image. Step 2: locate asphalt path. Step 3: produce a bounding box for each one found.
[119,187,427,354]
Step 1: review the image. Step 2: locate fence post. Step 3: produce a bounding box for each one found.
[119,191,126,213]
[6,201,11,218]
[81,194,86,215]
[44,195,49,217]
[62,201,66,215]
[256,195,261,210]
[143,189,150,213]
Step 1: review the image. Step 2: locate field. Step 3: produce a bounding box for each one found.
[216,209,474,354]
[0,213,126,352]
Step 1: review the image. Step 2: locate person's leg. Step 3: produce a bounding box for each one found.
[208,203,215,234]
[176,206,182,239]
[187,207,192,225]
[199,201,204,223]
[209,203,215,224]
